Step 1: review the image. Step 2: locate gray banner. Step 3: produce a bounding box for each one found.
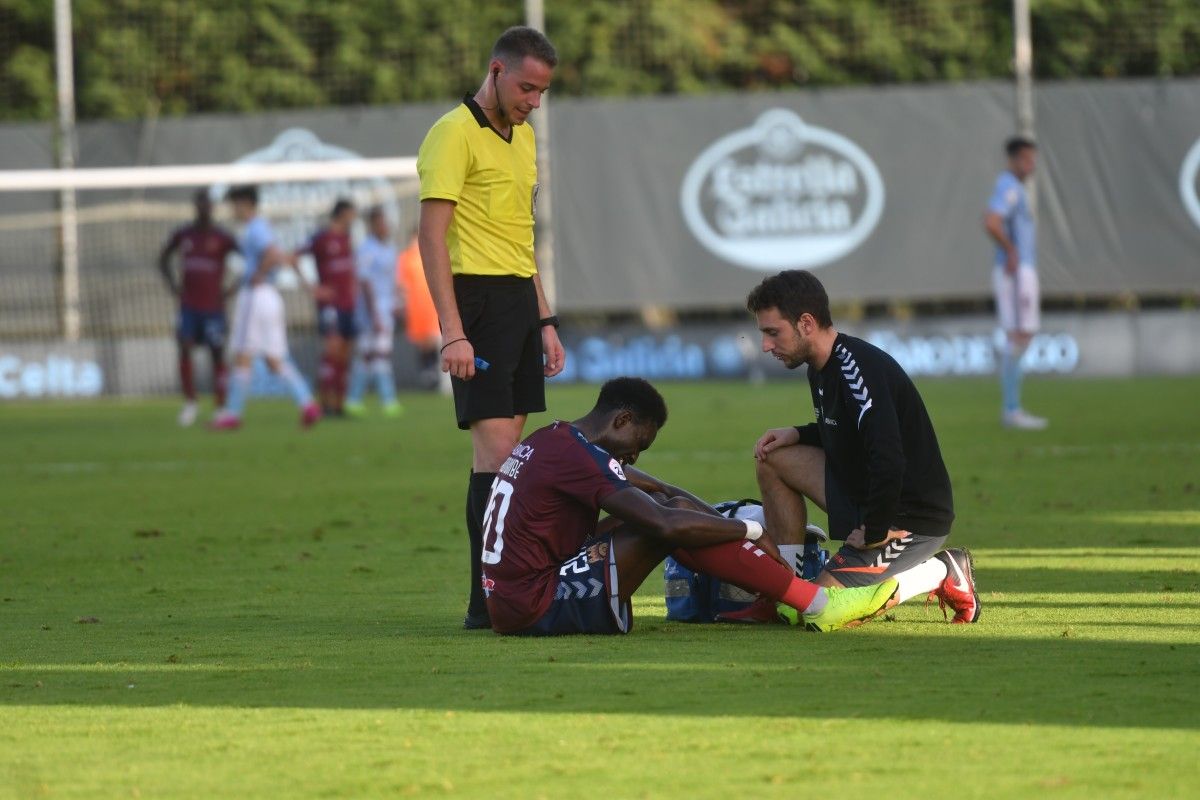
[2,79,1198,316]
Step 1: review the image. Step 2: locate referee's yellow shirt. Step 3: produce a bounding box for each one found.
[417,96,539,278]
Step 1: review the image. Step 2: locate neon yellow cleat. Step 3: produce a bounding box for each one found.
[802,578,899,632]
[343,401,367,418]
[382,401,404,418]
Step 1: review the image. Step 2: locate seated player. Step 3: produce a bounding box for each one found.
[480,377,900,636]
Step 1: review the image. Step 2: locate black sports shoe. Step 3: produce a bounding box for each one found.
[462,610,492,630]
[933,548,980,623]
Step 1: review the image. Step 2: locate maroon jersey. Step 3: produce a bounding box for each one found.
[302,229,357,310]
[482,421,632,633]
[168,225,237,312]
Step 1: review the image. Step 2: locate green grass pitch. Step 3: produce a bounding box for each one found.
[2,377,1198,798]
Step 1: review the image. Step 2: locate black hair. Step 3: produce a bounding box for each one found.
[226,185,258,205]
[330,199,355,219]
[193,188,211,205]
[492,26,558,69]
[366,205,386,222]
[745,270,833,328]
[1005,136,1036,158]
[594,377,668,429]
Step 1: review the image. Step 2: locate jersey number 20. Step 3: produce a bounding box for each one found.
[481,478,514,565]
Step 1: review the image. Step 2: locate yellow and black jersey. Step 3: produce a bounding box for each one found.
[417,95,539,278]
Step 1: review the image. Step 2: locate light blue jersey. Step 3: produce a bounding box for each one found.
[239,216,278,285]
[987,171,1036,269]
[356,235,399,322]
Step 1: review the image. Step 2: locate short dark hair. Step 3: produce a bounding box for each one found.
[594,377,668,429]
[1005,136,1036,158]
[226,185,258,205]
[492,26,557,69]
[366,205,386,222]
[330,198,355,219]
[746,270,833,328]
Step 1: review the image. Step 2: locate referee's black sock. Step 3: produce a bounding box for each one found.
[465,470,497,622]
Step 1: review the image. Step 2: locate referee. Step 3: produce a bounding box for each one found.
[417,26,565,629]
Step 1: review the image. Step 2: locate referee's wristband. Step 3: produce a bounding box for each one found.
[742,519,764,542]
[539,315,560,329]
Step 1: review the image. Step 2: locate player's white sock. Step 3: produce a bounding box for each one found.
[892,557,948,604]
[777,544,803,577]
[803,589,828,615]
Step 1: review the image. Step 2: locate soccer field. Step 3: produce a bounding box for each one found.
[2,377,1198,799]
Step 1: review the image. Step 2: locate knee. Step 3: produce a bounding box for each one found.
[755,452,782,484]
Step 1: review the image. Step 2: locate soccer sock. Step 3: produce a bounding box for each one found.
[213,361,228,406]
[892,557,949,604]
[224,366,250,417]
[347,357,368,403]
[372,358,397,405]
[280,359,314,407]
[1000,343,1021,413]
[317,354,336,400]
[179,352,196,401]
[465,471,498,617]
[671,540,821,612]
[777,544,803,577]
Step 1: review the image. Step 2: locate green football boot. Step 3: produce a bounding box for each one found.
[802,578,899,632]
[343,401,367,419]
[382,401,404,418]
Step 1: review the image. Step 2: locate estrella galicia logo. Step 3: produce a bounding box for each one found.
[680,109,884,271]
[1179,135,1200,230]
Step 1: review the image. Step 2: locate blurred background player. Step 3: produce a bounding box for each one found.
[298,199,359,417]
[983,137,1048,430]
[211,185,321,430]
[346,206,402,417]
[396,224,450,394]
[157,189,238,427]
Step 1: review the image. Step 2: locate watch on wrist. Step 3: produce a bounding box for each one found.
[539,315,560,329]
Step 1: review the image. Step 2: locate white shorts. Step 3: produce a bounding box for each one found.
[993,264,1040,334]
[358,315,395,356]
[230,284,289,360]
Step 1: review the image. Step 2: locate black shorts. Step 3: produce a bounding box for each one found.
[452,274,545,431]
[822,467,947,587]
[317,304,359,339]
[177,307,227,349]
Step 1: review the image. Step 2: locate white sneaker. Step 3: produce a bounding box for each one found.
[177,402,198,427]
[1002,409,1048,430]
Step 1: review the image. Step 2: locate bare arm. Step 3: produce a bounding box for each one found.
[983,212,1018,274]
[418,199,476,380]
[531,270,564,378]
[601,487,749,549]
[621,465,719,515]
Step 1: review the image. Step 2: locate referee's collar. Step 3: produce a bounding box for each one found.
[462,94,513,144]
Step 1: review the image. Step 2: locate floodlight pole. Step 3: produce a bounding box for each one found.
[1012,0,1038,214]
[525,0,557,309]
[54,0,81,341]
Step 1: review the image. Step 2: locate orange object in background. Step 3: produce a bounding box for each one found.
[397,237,441,347]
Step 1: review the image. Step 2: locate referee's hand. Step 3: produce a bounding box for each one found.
[542,326,565,378]
[442,337,477,381]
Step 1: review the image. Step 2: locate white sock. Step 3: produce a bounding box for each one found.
[803,588,828,615]
[892,557,948,604]
[777,544,803,577]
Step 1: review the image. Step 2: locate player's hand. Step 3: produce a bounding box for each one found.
[373,317,385,335]
[1005,247,1019,275]
[313,285,334,303]
[754,427,800,461]
[845,527,908,550]
[754,531,790,571]
[542,325,565,378]
[441,336,476,381]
